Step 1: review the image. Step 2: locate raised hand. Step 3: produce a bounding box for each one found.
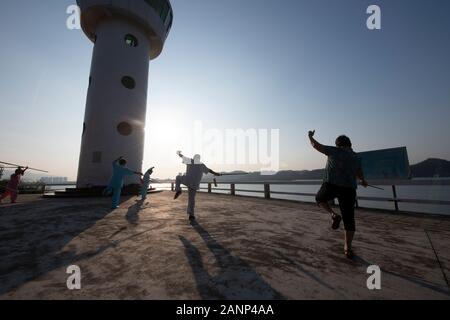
[308,130,315,138]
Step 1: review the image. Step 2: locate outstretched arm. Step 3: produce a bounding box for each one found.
[124,169,143,176]
[145,167,155,177]
[208,169,221,176]
[308,130,326,154]
[177,151,192,164]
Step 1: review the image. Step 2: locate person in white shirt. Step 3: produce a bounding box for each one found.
[174,151,221,220]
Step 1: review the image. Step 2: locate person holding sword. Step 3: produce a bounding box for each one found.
[173,151,221,221]
[104,156,142,209]
[0,166,28,204]
[308,130,368,259]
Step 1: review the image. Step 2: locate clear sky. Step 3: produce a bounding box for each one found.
[0,0,449,179]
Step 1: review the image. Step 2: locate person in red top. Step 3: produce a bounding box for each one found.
[0,166,28,204]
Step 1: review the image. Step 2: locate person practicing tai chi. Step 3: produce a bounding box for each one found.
[308,130,368,259]
[0,166,28,204]
[104,156,142,209]
[140,167,154,200]
[173,151,221,221]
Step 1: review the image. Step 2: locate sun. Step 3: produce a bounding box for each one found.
[146,112,184,147]
[143,109,190,177]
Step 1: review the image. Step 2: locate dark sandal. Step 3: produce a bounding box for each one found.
[331,214,342,230]
[344,249,354,259]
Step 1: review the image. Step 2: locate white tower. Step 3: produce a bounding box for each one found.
[76,0,173,188]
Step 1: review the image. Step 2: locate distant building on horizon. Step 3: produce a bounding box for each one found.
[39,177,68,184]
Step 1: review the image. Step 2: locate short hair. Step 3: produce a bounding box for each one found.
[119,159,127,166]
[193,154,201,163]
[335,135,352,148]
[15,168,22,175]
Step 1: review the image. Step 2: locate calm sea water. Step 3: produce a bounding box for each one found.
[152,182,450,216]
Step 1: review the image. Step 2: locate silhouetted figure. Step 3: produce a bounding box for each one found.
[0,166,28,204]
[104,156,142,209]
[173,151,221,220]
[140,167,154,200]
[308,130,367,259]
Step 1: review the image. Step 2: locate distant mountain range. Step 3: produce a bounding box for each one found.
[201,158,450,182]
[409,158,450,178]
[202,169,325,183]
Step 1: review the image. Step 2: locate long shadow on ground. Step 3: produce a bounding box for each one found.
[126,199,145,225]
[0,198,129,295]
[179,220,285,300]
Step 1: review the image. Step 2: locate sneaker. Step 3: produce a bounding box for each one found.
[331,214,342,230]
[174,190,182,199]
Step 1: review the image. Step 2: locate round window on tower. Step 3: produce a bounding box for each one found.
[124,34,138,47]
[117,122,133,136]
[121,76,136,89]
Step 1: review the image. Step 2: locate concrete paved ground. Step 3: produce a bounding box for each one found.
[0,192,449,299]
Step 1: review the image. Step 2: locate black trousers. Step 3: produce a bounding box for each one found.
[316,183,357,231]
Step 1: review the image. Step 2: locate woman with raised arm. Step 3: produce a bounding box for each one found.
[308,130,367,259]
[105,156,142,209]
[0,166,28,204]
[173,151,221,221]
